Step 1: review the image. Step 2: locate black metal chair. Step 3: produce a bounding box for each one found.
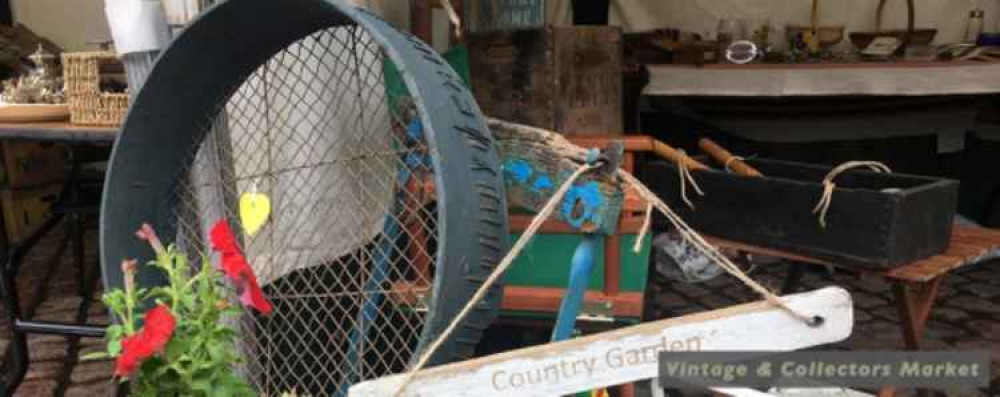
[0,147,109,396]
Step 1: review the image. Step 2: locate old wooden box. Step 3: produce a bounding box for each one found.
[0,141,66,188]
[467,26,623,135]
[643,158,959,269]
[1,183,61,243]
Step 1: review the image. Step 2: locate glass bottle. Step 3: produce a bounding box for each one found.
[965,9,985,44]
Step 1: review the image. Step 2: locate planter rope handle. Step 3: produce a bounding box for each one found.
[812,161,892,229]
[676,149,705,210]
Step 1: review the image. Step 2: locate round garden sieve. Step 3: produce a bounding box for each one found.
[99,0,508,394]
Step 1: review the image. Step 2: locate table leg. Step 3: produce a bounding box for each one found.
[619,382,635,397]
[877,387,896,397]
[892,277,943,350]
[884,276,943,397]
[780,264,806,294]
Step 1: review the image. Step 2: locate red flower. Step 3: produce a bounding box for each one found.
[209,221,240,254]
[210,220,273,315]
[114,305,175,377]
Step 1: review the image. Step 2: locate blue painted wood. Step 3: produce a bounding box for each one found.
[501,154,623,235]
[550,234,600,341]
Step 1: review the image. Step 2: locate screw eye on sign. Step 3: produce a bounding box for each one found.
[350,287,853,397]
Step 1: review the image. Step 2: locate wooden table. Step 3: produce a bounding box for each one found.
[706,226,1000,397]
[0,120,119,394]
[644,62,1000,97]
[0,121,118,144]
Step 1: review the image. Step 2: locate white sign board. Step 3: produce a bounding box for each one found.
[350,287,853,397]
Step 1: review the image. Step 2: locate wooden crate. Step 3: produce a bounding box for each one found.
[464,0,545,33]
[0,141,66,188]
[467,26,623,135]
[1,183,61,243]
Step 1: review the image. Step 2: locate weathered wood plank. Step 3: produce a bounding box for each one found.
[349,287,853,397]
[489,118,624,234]
[887,226,1000,282]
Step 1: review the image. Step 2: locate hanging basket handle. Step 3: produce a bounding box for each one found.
[875,0,887,31]
[874,0,915,39]
[811,0,820,36]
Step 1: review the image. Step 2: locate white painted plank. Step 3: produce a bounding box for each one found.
[768,387,875,397]
[350,287,854,397]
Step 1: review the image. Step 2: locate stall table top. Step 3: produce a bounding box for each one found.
[0,122,118,144]
[644,61,1000,97]
[705,225,1000,282]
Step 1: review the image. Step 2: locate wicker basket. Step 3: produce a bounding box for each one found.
[62,52,129,126]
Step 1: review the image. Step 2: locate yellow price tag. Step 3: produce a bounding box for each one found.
[239,192,271,236]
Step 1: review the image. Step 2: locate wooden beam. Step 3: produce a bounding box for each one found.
[501,286,643,318]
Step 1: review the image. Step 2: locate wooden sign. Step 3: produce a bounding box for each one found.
[350,287,853,397]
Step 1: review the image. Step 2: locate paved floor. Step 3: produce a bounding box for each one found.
[1,227,998,396]
[0,228,116,396]
[645,256,1000,396]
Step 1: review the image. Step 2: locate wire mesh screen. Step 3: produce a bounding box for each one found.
[170,24,438,395]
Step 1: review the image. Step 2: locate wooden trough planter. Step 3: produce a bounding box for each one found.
[643,157,959,269]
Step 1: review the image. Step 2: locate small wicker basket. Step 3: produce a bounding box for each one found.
[62,52,129,126]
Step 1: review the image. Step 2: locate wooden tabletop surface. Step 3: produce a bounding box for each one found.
[0,121,119,144]
[706,226,1000,283]
[653,60,999,70]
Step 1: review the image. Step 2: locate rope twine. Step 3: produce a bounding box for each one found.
[633,202,654,253]
[723,156,746,173]
[812,161,892,228]
[676,149,704,209]
[392,162,598,396]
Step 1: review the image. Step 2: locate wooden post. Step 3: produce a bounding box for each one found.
[698,138,763,177]
[450,0,464,44]
[604,233,620,297]
[410,0,433,43]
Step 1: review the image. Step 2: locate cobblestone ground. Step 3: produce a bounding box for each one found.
[0,228,117,397]
[645,257,1000,397]
[2,228,998,396]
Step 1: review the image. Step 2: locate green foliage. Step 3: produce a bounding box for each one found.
[101,245,256,397]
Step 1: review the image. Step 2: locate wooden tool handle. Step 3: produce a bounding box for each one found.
[698,138,763,177]
[651,140,711,171]
[811,0,821,34]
